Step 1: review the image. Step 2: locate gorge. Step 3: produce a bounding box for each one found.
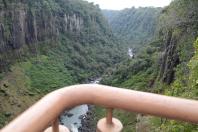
[0,0,198,132]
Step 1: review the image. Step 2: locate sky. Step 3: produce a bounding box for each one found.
[84,0,173,10]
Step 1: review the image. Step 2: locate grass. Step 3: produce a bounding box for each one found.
[0,65,40,128]
[94,106,137,132]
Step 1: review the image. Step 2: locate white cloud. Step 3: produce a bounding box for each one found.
[84,0,172,10]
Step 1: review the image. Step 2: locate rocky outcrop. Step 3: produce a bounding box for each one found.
[158,30,180,84]
[0,2,90,71]
[64,14,84,32]
[157,0,198,84]
[0,7,83,47]
[78,105,96,132]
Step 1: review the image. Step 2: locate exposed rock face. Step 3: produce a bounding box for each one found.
[0,9,83,47]
[158,30,180,84]
[0,2,89,71]
[78,105,96,132]
[158,21,198,84]
[157,0,198,85]
[64,14,84,32]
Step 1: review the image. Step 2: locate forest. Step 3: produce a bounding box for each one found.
[101,0,198,131]
[0,0,124,127]
[0,0,198,131]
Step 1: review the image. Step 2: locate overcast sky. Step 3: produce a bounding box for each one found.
[84,0,173,10]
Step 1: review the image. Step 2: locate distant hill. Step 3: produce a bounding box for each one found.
[103,7,162,49]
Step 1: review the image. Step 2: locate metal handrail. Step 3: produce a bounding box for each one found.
[1,84,198,132]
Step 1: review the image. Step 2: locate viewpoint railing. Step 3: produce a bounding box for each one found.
[1,84,198,132]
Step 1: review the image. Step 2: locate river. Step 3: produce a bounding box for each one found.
[60,47,133,131]
[128,48,134,58]
[60,48,133,131]
[59,78,101,132]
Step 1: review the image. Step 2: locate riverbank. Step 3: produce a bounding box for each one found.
[78,105,96,132]
[59,105,89,132]
[59,78,101,132]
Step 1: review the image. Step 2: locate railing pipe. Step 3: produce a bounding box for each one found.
[1,84,198,132]
[106,108,113,124]
[52,118,59,132]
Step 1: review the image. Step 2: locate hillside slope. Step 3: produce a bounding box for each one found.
[103,7,162,49]
[102,0,198,131]
[0,0,124,127]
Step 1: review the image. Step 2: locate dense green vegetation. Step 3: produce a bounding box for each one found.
[0,0,124,128]
[103,7,162,50]
[1,0,198,131]
[102,0,198,131]
[95,107,137,132]
[102,40,160,91]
